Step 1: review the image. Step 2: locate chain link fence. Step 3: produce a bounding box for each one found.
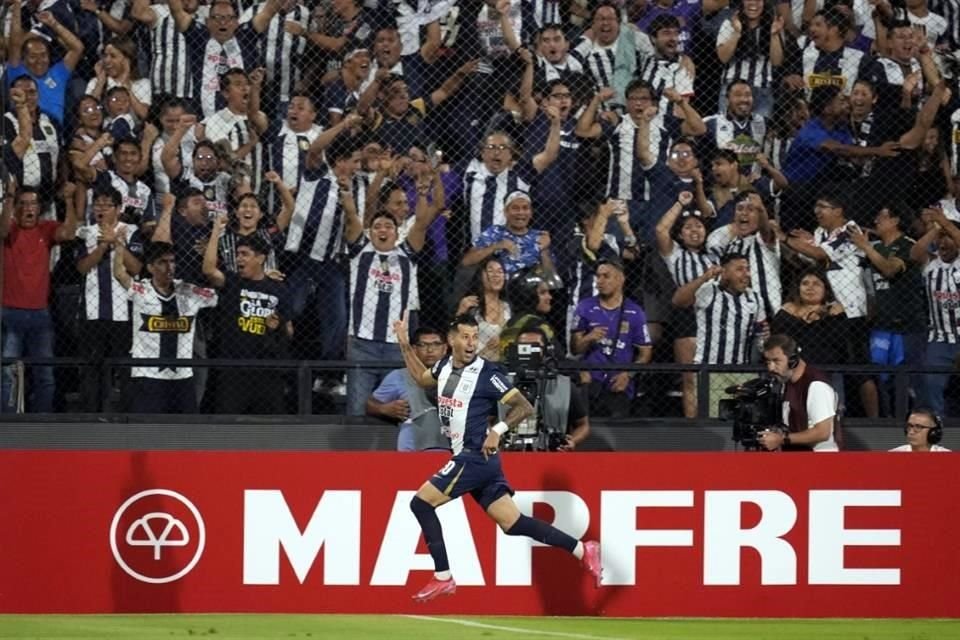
[1,0,959,421]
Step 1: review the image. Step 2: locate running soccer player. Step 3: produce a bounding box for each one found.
[394,312,602,602]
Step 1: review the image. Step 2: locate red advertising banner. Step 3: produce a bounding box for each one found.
[1,451,957,617]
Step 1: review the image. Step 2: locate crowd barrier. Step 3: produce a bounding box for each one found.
[1,451,957,617]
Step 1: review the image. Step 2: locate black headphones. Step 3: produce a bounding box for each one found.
[787,343,802,370]
[905,410,944,445]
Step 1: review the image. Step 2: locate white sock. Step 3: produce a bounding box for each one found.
[573,541,584,560]
[434,570,452,581]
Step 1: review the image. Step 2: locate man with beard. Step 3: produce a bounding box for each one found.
[367,326,450,451]
[635,15,695,115]
[909,206,960,416]
[758,334,840,452]
[571,257,652,418]
[203,214,290,414]
[701,80,767,174]
[0,184,79,413]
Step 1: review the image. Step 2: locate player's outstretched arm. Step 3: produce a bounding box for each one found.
[394,312,436,388]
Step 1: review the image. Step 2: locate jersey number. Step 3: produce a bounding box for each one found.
[437,460,456,476]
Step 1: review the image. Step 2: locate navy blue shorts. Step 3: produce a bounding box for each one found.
[428,451,514,510]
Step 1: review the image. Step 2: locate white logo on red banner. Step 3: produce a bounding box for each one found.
[109,489,206,584]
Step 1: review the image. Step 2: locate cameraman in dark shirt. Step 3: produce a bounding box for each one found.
[758,334,839,452]
[504,330,590,451]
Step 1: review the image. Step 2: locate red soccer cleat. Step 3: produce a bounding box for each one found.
[412,576,457,602]
[582,540,602,587]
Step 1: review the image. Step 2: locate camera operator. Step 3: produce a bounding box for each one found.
[758,334,840,452]
[499,266,562,357]
[889,409,950,452]
[503,330,591,451]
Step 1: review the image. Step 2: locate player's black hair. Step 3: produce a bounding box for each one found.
[447,314,479,334]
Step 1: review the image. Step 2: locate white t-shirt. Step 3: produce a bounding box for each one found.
[889,444,951,452]
[782,379,839,451]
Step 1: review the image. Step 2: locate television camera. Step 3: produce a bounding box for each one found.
[717,374,784,451]
[501,337,567,452]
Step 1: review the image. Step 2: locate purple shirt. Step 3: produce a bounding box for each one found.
[401,170,462,264]
[574,296,651,394]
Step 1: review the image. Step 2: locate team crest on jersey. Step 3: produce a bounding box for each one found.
[140,315,193,333]
[299,139,310,151]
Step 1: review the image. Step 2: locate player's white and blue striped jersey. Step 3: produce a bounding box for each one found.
[430,355,517,456]
[284,166,345,263]
[77,222,137,321]
[347,236,419,342]
[463,160,532,242]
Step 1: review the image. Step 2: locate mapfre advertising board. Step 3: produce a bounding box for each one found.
[1,451,957,617]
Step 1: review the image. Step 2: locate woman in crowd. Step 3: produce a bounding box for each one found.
[656,191,716,418]
[770,267,848,372]
[456,257,512,361]
[85,36,151,121]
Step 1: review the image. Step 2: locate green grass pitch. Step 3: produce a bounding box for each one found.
[0,615,957,639]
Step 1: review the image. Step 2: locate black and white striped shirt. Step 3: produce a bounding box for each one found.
[924,257,960,344]
[241,2,309,104]
[930,0,959,48]
[534,54,585,88]
[602,114,674,201]
[267,122,323,194]
[526,0,561,31]
[462,160,532,242]
[77,222,137,321]
[127,278,218,380]
[284,167,345,263]
[202,108,262,193]
[693,280,765,364]
[800,40,865,96]
[813,224,868,318]
[91,170,155,226]
[706,227,782,320]
[664,244,716,288]
[347,236,419,342]
[1,111,60,194]
[762,134,793,171]
[703,112,767,169]
[148,4,192,98]
[635,55,694,113]
[716,19,779,89]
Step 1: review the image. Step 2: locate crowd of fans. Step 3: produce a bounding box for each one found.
[1,0,959,420]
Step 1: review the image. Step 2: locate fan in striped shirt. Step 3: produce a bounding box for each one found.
[672,252,764,367]
[130,0,201,100]
[655,192,716,417]
[217,172,294,275]
[342,166,442,416]
[910,206,960,416]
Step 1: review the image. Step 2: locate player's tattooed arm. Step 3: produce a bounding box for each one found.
[501,389,534,430]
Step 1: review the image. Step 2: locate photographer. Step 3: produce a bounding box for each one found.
[759,334,840,452]
[503,330,591,452]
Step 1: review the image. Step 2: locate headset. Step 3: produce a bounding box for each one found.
[787,343,802,370]
[905,409,944,445]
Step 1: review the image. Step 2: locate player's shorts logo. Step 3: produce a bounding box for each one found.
[110,489,206,584]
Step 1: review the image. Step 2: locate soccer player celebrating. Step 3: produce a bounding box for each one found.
[393,312,602,602]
